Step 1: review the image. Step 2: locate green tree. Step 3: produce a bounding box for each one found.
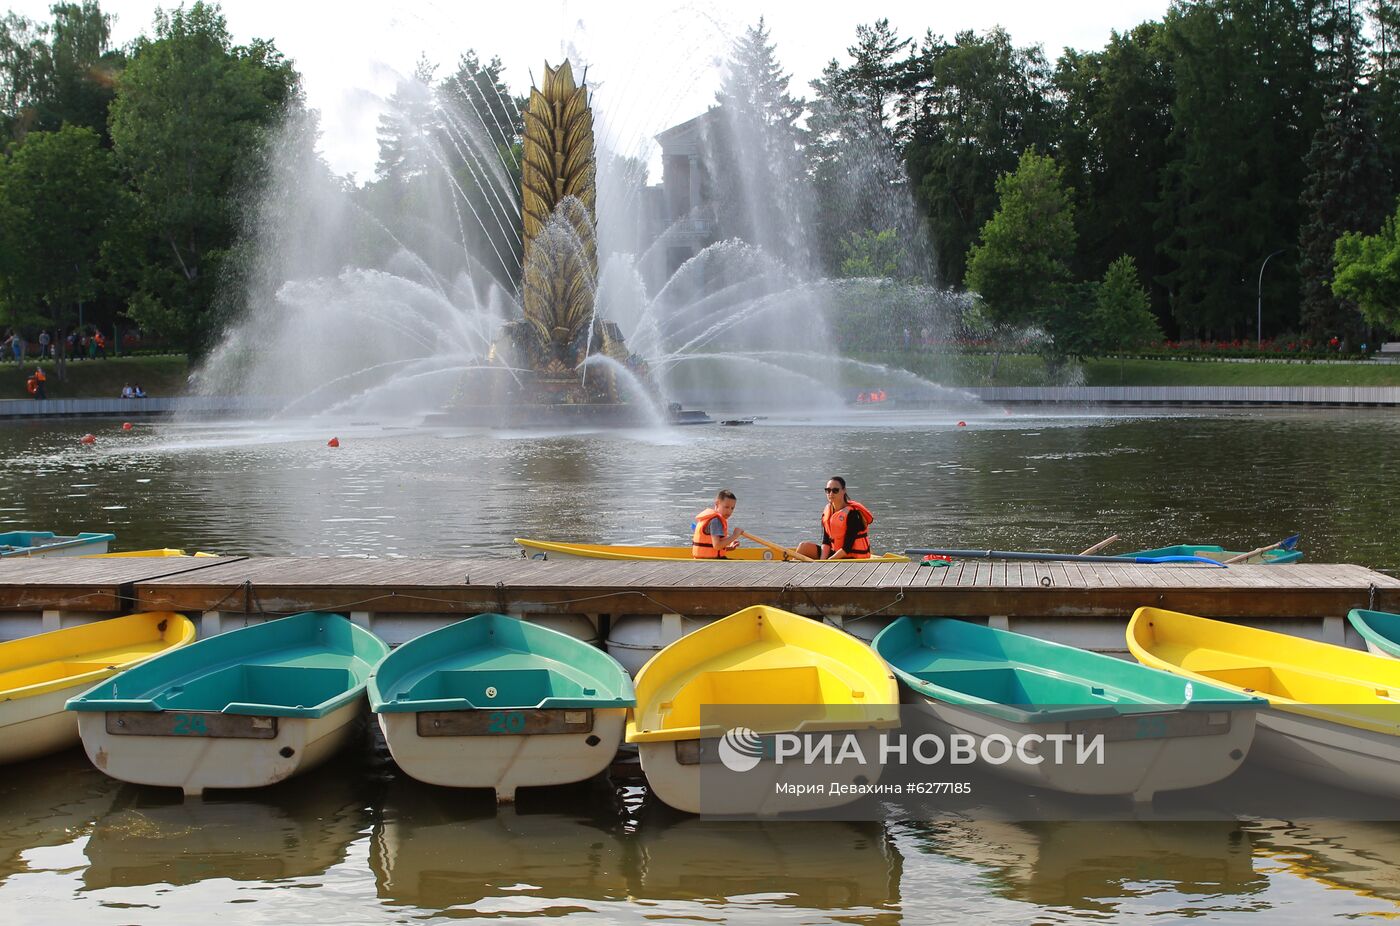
[1092,255,1162,353]
[1369,0,1400,184]
[439,52,526,290]
[0,2,124,146]
[106,2,299,356]
[1053,23,1174,322]
[1332,203,1400,329]
[964,148,1077,334]
[711,18,812,267]
[808,20,928,278]
[1298,0,1390,340]
[1156,0,1320,338]
[899,27,1056,285]
[0,125,117,367]
[837,228,903,278]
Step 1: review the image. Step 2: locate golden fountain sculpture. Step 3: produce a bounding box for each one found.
[501,59,634,404]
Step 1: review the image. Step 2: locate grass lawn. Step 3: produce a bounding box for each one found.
[851,351,1400,387]
[6,350,1399,399]
[3,355,190,399]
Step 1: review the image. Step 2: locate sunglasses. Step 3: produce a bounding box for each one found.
[824,487,843,494]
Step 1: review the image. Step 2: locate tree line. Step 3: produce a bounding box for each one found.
[780,2,1400,349]
[3,0,1400,366]
[0,1,296,363]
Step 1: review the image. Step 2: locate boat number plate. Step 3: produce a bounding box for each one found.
[106,711,279,739]
[1066,710,1231,743]
[416,709,594,737]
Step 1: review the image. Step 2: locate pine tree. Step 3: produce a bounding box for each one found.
[808,20,929,279]
[898,27,1056,286]
[1298,0,1389,340]
[709,18,812,268]
[1157,0,1320,338]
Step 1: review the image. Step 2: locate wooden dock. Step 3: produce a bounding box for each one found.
[2,556,1397,648]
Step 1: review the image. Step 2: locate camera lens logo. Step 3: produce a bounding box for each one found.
[718,726,765,772]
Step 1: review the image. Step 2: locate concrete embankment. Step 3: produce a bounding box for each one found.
[964,386,1400,407]
[3,386,1400,420]
[0,396,278,420]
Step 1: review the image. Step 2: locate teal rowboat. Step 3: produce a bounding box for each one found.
[370,613,635,802]
[67,612,388,797]
[871,617,1264,802]
[1347,609,1400,659]
[1123,544,1303,565]
[0,531,115,557]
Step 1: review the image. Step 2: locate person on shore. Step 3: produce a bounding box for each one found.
[29,367,46,400]
[691,489,744,559]
[796,476,874,560]
[121,383,135,398]
[38,330,50,358]
[133,382,147,398]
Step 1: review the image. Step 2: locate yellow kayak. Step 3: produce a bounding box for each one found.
[626,605,898,814]
[0,612,196,764]
[84,549,218,558]
[516,538,909,563]
[1127,606,1400,798]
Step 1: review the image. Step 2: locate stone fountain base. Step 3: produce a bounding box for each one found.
[423,403,659,428]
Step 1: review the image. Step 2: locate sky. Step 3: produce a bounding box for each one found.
[10,0,1171,180]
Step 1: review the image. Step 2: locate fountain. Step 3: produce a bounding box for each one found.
[432,61,659,427]
[193,48,977,424]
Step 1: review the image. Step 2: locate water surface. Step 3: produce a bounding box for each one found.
[1,407,1397,923]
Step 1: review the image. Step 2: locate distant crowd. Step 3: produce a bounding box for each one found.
[2,327,142,362]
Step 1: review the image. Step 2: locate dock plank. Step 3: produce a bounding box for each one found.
[0,555,1374,623]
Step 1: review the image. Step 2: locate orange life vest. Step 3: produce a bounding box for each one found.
[691,507,729,559]
[822,500,874,558]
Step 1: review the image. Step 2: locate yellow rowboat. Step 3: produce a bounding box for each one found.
[0,613,195,764]
[1128,607,1400,799]
[516,538,909,563]
[626,605,899,815]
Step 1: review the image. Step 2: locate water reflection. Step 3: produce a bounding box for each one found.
[1247,819,1400,912]
[371,777,903,920]
[632,813,902,916]
[907,819,1262,915]
[371,778,632,912]
[82,751,372,889]
[0,749,118,886]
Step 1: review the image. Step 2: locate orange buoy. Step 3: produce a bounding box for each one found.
[956,421,967,427]
[327,437,340,448]
[80,433,96,444]
[122,422,133,430]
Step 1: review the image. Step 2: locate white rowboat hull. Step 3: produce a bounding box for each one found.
[1250,709,1400,800]
[0,683,87,764]
[638,728,886,816]
[906,695,1257,803]
[76,699,363,797]
[378,708,627,802]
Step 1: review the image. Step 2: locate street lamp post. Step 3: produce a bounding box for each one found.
[1257,249,1286,346]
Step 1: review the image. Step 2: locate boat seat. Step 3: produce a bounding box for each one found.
[913,666,1128,705]
[406,667,578,706]
[656,666,827,731]
[155,664,354,710]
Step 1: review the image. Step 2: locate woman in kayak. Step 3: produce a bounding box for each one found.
[797,476,874,560]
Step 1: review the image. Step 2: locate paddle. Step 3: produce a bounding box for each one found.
[1078,534,1121,556]
[1220,533,1301,565]
[742,531,816,562]
[903,547,1228,567]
